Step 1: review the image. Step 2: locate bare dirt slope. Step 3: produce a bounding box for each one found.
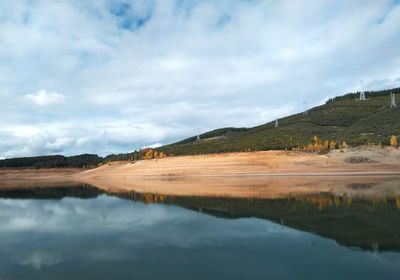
[1,147,399,198]
[79,147,400,179]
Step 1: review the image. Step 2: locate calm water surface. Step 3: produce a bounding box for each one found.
[0,187,399,280]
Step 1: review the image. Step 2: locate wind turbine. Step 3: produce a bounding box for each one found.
[390,92,397,109]
[196,128,201,141]
[359,80,366,101]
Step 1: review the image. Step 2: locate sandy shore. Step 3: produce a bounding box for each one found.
[1,147,399,198]
[80,148,400,177]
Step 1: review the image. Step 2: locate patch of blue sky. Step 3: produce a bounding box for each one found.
[174,0,200,16]
[217,14,232,28]
[110,2,131,17]
[376,0,399,25]
[109,1,153,31]
[120,14,152,30]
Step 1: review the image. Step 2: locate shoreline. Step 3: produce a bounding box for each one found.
[0,147,399,199]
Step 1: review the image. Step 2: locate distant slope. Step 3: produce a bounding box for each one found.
[161,87,400,155]
[0,154,102,169]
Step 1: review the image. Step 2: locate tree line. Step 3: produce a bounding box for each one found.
[0,154,103,169]
[0,148,169,169]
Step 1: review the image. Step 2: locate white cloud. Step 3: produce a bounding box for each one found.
[0,0,400,157]
[44,137,74,151]
[142,143,163,149]
[25,89,65,107]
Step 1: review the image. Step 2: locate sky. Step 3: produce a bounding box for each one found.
[1,0,400,158]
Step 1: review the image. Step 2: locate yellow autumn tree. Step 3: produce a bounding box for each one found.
[143,148,155,160]
[329,140,336,150]
[142,193,155,204]
[158,151,167,158]
[323,140,329,151]
[339,141,348,150]
[390,135,398,148]
[396,196,400,210]
[297,136,339,153]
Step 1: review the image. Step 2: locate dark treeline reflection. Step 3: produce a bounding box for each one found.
[1,184,399,252]
[0,184,103,199]
[116,191,400,252]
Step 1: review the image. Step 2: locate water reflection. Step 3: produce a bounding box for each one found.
[0,184,399,279]
[1,184,400,252]
[115,191,400,252]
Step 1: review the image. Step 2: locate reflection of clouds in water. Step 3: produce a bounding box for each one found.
[0,195,301,270]
[0,195,399,279]
[0,195,180,234]
[85,248,133,263]
[19,252,61,270]
[0,195,297,241]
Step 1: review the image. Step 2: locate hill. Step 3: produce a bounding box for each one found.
[1,87,399,168]
[0,154,102,169]
[161,87,400,155]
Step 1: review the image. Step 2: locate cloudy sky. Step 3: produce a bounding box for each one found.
[1,0,400,158]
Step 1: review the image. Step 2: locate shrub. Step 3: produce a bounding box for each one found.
[390,135,398,148]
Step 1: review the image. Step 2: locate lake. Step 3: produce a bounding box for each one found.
[0,184,399,279]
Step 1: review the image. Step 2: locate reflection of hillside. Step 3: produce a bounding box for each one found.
[0,185,399,252]
[115,191,400,252]
[0,184,103,199]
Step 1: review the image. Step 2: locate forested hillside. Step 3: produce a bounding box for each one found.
[161,87,400,155]
[0,154,102,169]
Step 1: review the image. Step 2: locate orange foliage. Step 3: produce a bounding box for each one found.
[143,149,155,160]
[396,196,400,210]
[329,140,336,150]
[158,151,167,158]
[142,193,155,204]
[295,194,352,210]
[390,135,398,148]
[294,136,339,154]
[339,141,348,150]
[140,193,168,204]
[141,149,168,160]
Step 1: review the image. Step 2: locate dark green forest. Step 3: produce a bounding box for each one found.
[0,154,103,169]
